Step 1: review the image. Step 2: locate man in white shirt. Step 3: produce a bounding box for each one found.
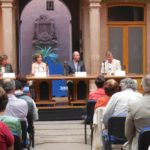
[103,78,142,127]
[101,51,121,75]
[2,79,28,124]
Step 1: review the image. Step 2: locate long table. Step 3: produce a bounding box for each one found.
[26,74,144,104]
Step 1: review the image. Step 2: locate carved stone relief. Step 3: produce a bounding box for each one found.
[32,15,57,46]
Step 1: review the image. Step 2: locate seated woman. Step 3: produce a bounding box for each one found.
[0,54,13,73]
[31,53,47,75]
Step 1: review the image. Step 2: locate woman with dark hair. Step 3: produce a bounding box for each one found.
[31,53,47,75]
[0,54,13,73]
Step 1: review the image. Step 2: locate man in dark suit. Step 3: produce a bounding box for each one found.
[65,51,86,102]
[66,51,86,74]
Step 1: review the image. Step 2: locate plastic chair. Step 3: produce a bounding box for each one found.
[13,135,21,150]
[103,116,127,150]
[20,120,30,150]
[84,100,96,144]
[27,111,35,148]
[138,127,150,150]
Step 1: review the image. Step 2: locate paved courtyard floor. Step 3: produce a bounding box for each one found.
[32,120,91,150]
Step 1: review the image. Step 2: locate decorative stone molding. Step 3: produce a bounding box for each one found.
[89,0,101,8]
[89,0,102,2]
[1,0,13,8]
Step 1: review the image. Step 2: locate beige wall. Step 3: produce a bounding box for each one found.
[0,0,17,71]
[147,4,150,73]
[100,3,107,64]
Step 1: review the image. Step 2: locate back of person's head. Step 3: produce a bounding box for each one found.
[15,80,23,90]
[142,74,150,94]
[95,75,105,88]
[2,79,15,93]
[0,87,8,112]
[120,78,137,91]
[104,79,119,97]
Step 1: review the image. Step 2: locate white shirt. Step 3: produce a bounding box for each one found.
[101,59,121,74]
[103,89,142,126]
[14,90,39,121]
[74,62,78,72]
[5,94,28,123]
[1,66,5,73]
[31,62,47,75]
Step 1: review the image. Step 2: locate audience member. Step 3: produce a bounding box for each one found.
[103,78,142,127]
[0,121,14,150]
[2,79,28,124]
[89,75,106,100]
[125,74,150,150]
[0,87,21,137]
[101,51,121,75]
[95,79,119,109]
[0,54,13,73]
[31,53,47,75]
[15,80,38,121]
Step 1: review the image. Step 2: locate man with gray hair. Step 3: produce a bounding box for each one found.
[101,51,121,75]
[2,79,28,124]
[103,78,142,126]
[125,74,150,150]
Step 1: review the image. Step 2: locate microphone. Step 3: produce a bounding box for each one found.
[103,60,106,74]
[63,61,68,76]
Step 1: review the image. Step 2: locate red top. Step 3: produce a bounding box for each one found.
[0,121,14,150]
[89,88,106,101]
[95,95,110,110]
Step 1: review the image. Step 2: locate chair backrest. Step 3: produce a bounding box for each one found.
[13,135,21,150]
[27,111,34,133]
[20,120,28,146]
[108,116,127,141]
[85,100,96,123]
[138,127,150,150]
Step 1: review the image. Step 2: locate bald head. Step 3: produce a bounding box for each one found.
[73,51,80,62]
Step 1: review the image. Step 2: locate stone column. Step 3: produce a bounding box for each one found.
[89,0,101,74]
[82,0,90,73]
[1,0,16,71]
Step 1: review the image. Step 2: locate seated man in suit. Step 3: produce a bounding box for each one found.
[65,51,86,101]
[101,51,121,75]
[66,51,86,74]
[0,54,13,73]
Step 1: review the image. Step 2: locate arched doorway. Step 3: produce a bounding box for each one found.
[19,0,72,75]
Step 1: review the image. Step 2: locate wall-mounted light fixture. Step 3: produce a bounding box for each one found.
[46,1,54,11]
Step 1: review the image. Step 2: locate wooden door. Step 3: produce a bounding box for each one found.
[108,25,146,74]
